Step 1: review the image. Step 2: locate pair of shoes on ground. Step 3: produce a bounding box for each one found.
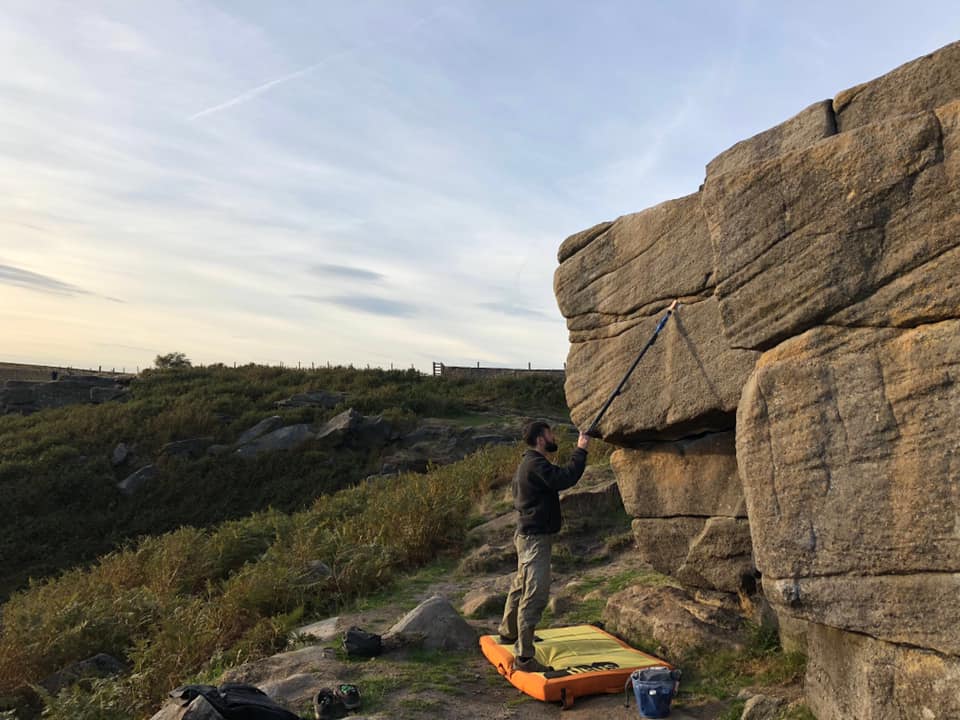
[313,684,361,719]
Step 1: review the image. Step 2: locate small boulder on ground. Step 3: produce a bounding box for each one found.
[117,464,158,496]
[160,437,214,460]
[315,408,362,440]
[741,694,787,720]
[235,416,284,446]
[274,390,345,409]
[292,615,341,644]
[111,442,129,466]
[384,595,477,652]
[40,652,126,694]
[462,588,508,618]
[458,542,516,574]
[235,424,315,459]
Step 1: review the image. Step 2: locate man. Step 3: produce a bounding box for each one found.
[498,420,590,672]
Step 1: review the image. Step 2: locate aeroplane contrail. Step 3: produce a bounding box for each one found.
[188,7,443,121]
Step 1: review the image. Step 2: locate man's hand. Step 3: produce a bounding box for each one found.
[577,432,590,450]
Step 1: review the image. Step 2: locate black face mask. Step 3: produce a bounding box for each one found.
[544,441,558,453]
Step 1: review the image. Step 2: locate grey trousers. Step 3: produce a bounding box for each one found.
[498,532,552,659]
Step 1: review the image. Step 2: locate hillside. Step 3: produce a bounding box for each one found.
[0,366,566,599]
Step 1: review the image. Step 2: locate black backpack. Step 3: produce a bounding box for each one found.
[342,626,382,658]
[170,683,302,720]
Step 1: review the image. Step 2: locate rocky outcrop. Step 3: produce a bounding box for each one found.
[555,193,759,443]
[555,40,960,719]
[274,390,345,409]
[737,321,960,654]
[234,424,315,459]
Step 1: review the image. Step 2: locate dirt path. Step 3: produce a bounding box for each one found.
[281,551,734,720]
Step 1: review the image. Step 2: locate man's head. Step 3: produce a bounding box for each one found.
[523,420,558,454]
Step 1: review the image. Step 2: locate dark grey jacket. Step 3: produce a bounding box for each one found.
[513,448,588,535]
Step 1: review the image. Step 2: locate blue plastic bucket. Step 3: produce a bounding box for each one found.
[625,666,679,718]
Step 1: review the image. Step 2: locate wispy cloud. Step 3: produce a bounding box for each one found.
[0,263,91,297]
[310,263,384,282]
[295,293,418,318]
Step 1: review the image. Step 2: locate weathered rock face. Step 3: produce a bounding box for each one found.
[602,584,745,659]
[804,622,960,720]
[555,194,759,443]
[613,432,744,518]
[738,321,960,653]
[703,102,960,351]
[833,40,960,132]
[555,40,960,720]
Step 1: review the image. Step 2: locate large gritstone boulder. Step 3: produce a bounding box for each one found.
[556,40,960,720]
[555,192,759,443]
[737,321,960,654]
[702,100,960,351]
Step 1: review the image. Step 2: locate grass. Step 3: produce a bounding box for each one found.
[0,441,524,719]
[0,366,567,600]
[677,622,807,705]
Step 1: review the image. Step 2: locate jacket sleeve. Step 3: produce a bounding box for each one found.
[532,448,588,491]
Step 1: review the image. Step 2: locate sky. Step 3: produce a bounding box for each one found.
[2,1,958,373]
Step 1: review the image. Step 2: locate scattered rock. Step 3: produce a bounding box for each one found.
[559,465,623,532]
[547,594,572,615]
[117,464,158,496]
[160,437,213,460]
[315,408,363,440]
[235,416,284,446]
[292,616,341,644]
[465,512,514,548]
[111,442,129,466]
[40,652,126,694]
[149,694,225,720]
[274,390,346,409]
[235,424,315,459]
[740,694,786,720]
[2,376,128,415]
[381,422,514,474]
[220,645,339,689]
[384,596,478,652]
[295,560,332,586]
[458,542,516,574]
[461,588,507,618]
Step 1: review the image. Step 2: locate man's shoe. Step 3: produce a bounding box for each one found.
[313,688,347,719]
[514,656,553,673]
[497,634,517,644]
